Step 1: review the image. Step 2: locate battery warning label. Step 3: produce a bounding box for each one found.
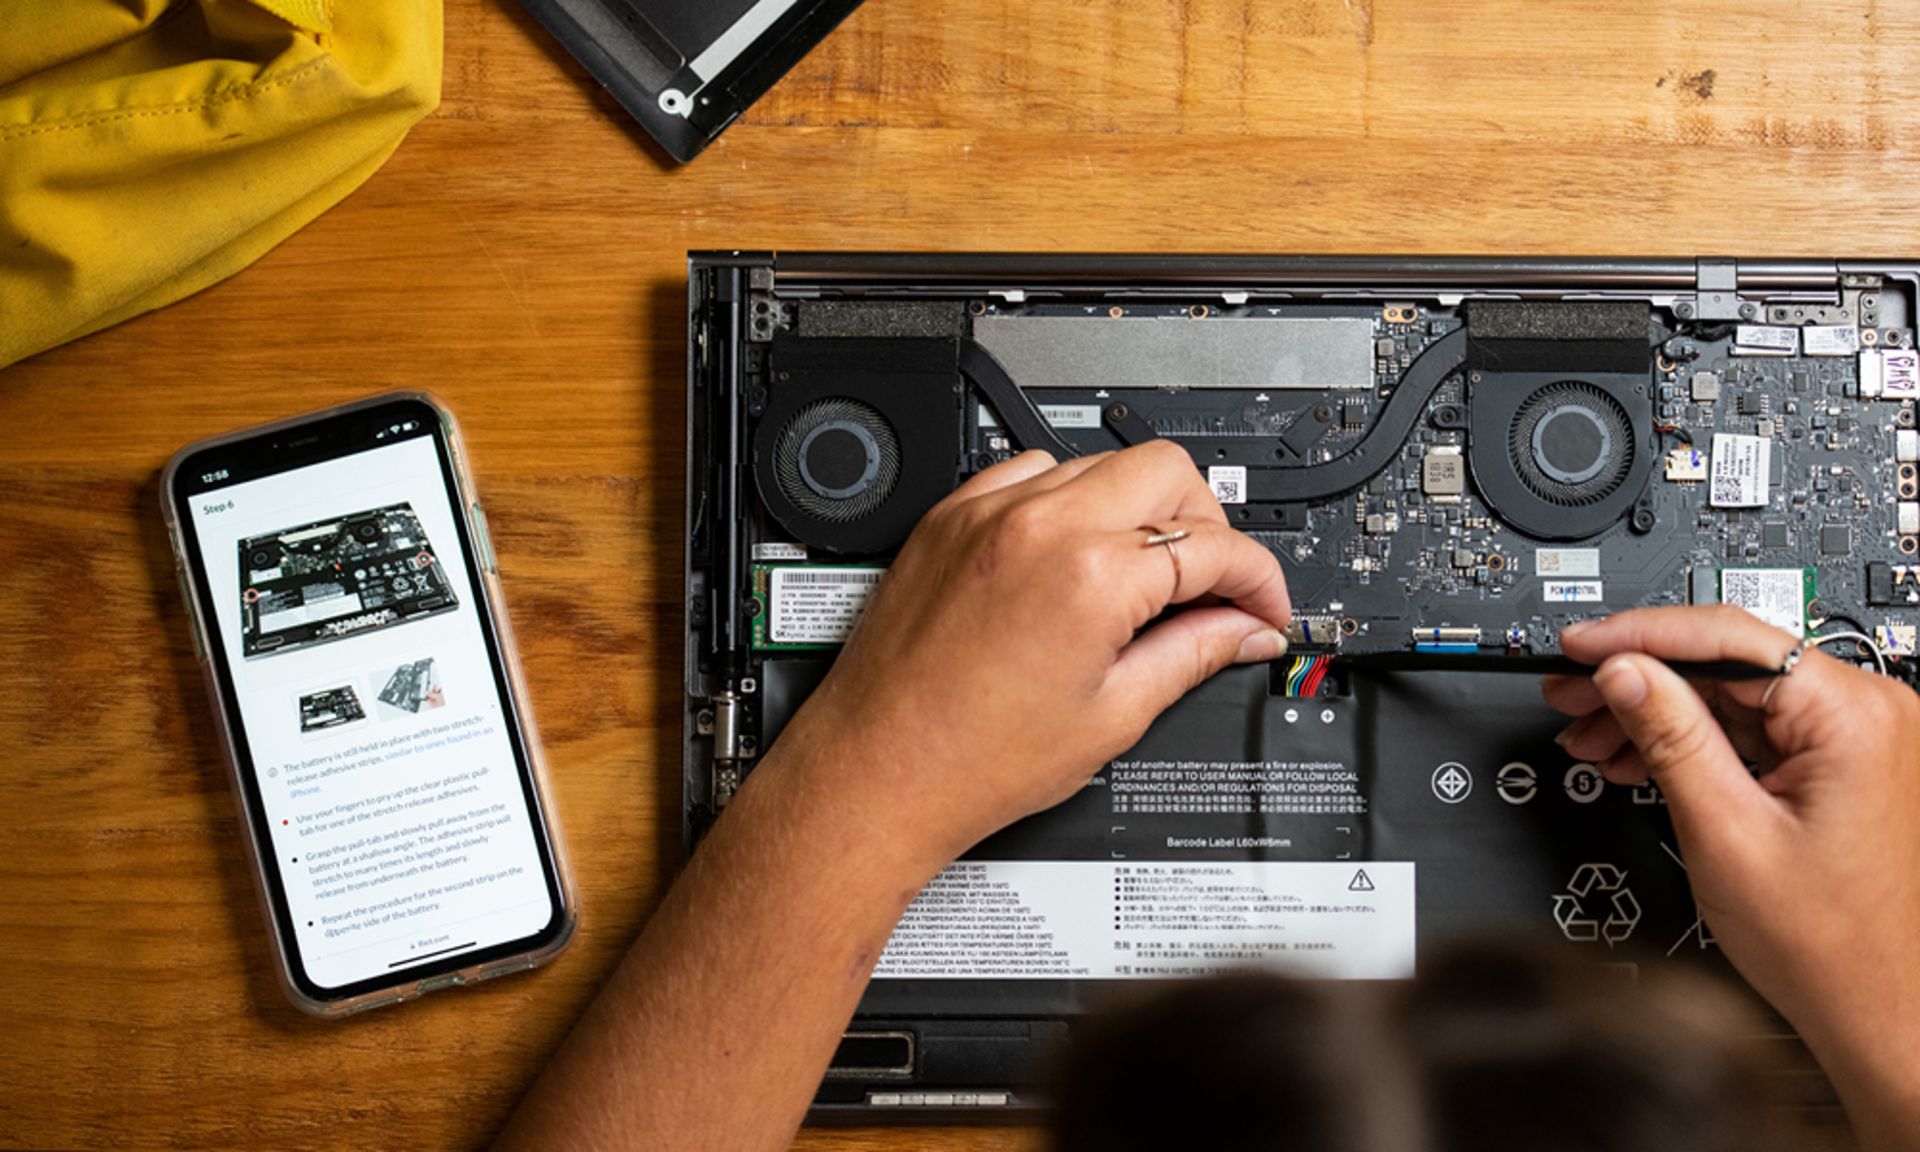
[873,860,1415,981]
[1110,759,1367,816]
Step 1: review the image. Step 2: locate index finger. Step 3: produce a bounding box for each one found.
[1559,604,1853,717]
[1059,440,1229,529]
[1126,518,1291,630]
[1560,605,1801,670]
[940,450,1058,505]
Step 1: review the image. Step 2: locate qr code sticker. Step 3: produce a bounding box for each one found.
[1208,465,1248,505]
[1720,568,1806,637]
[1710,470,1740,507]
[1709,434,1769,508]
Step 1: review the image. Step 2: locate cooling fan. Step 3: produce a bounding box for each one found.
[771,397,903,524]
[751,337,964,555]
[1466,371,1654,541]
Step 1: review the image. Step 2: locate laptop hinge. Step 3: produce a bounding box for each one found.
[1693,258,1747,321]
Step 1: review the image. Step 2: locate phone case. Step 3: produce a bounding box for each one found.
[160,392,576,1017]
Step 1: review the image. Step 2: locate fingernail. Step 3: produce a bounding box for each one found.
[1561,619,1594,639]
[1593,660,1648,709]
[1236,629,1288,663]
[1552,722,1577,749]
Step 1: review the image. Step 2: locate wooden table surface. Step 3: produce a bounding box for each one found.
[2,0,1910,1147]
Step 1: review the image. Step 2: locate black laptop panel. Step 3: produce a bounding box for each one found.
[518,0,863,162]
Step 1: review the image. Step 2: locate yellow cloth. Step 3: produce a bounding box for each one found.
[0,0,442,368]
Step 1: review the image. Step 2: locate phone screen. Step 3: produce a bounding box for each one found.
[172,401,564,999]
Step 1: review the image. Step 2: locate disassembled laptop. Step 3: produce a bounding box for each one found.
[686,253,1917,1118]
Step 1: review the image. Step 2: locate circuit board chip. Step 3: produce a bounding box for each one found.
[1422,446,1465,497]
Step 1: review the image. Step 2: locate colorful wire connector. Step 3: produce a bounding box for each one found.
[1281,654,1332,697]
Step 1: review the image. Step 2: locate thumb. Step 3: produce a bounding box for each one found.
[1110,606,1286,718]
[1592,653,1777,855]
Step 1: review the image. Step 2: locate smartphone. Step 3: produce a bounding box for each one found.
[162,393,574,1016]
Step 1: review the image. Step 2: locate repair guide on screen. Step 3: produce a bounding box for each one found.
[189,436,551,989]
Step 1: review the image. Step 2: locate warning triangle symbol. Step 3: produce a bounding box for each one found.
[1348,869,1375,892]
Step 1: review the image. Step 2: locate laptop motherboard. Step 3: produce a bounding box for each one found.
[296,685,365,733]
[239,503,457,659]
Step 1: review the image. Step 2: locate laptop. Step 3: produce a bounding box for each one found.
[516,0,863,162]
[684,252,1916,1119]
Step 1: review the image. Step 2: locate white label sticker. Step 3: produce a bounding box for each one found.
[1534,548,1601,578]
[1208,465,1249,505]
[1543,580,1604,603]
[767,567,883,644]
[1709,433,1771,508]
[1733,325,1798,355]
[874,860,1416,981]
[977,404,1102,430]
[1720,568,1806,637]
[751,541,807,561]
[259,591,364,634]
[1802,325,1861,357]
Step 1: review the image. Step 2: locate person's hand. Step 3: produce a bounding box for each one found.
[770,442,1291,866]
[501,441,1290,1152]
[1544,606,1920,1149]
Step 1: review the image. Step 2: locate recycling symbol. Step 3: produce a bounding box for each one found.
[1551,863,1640,946]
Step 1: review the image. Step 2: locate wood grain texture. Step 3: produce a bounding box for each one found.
[0,0,1907,1146]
